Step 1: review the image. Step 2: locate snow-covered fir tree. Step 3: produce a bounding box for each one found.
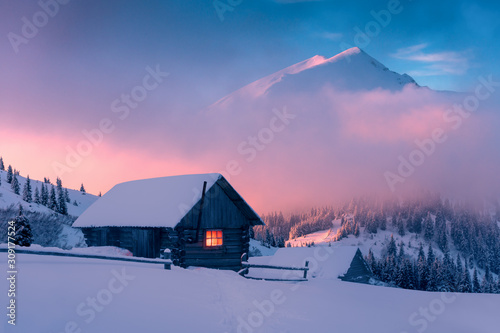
[22,175,33,203]
[12,206,33,247]
[11,174,20,195]
[34,187,41,204]
[6,165,13,183]
[40,183,48,206]
[56,177,67,215]
[48,186,58,211]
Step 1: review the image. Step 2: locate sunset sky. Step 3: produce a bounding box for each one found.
[1,0,499,212]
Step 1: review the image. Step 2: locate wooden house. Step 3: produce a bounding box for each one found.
[72,173,263,270]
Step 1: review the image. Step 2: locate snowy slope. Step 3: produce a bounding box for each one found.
[0,169,98,217]
[2,251,498,333]
[211,47,417,109]
[286,218,343,247]
[287,224,444,264]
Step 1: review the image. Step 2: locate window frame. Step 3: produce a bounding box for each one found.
[204,229,224,249]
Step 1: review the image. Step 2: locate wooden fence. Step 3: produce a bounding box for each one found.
[0,247,172,269]
[238,253,309,282]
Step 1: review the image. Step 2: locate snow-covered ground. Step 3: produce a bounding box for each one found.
[249,239,279,257]
[2,247,499,333]
[286,218,343,247]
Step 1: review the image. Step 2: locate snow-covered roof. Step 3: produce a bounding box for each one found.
[73,173,262,228]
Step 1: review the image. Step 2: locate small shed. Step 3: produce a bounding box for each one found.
[339,248,373,283]
[72,173,263,270]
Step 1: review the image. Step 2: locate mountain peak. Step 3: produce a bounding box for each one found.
[211,48,417,108]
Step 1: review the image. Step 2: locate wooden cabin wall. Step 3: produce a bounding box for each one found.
[177,183,249,229]
[162,226,250,270]
[82,227,162,259]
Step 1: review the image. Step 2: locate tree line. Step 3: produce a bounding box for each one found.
[0,156,88,216]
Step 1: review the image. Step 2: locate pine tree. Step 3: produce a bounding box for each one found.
[56,177,67,215]
[0,156,4,170]
[48,186,58,211]
[417,244,427,289]
[423,213,434,241]
[80,183,86,194]
[397,217,405,236]
[34,187,41,204]
[413,215,422,234]
[391,215,397,229]
[395,260,407,288]
[64,188,70,203]
[7,165,13,183]
[472,268,481,293]
[22,175,32,202]
[442,250,456,292]
[11,174,20,195]
[459,260,472,293]
[387,234,397,257]
[40,183,48,206]
[397,241,406,262]
[354,222,360,237]
[481,265,493,293]
[456,254,463,290]
[380,215,387,231]
[435,211,448,252]
[58,190,67,215]
[12,206,33,247]
[427,245,435,265]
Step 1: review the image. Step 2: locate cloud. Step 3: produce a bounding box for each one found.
[316,31,343,41]
[187,82,500,211]
[392,44,472,76]
[6,79,499,213]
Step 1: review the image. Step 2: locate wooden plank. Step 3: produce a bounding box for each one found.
[183,254,242,260]
[242,276,307,282]
[242,263,309,272]
[183,249,243,257]
[184,259,241,267]
[183,245,243,253]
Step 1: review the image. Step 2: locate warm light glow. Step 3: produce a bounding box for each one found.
[205,230,223,247]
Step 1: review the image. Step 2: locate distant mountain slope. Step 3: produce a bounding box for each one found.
[211,47,418,109]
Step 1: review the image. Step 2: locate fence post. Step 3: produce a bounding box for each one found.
[303,261,309,279]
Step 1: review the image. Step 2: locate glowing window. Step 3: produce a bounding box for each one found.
[205,230,223,247]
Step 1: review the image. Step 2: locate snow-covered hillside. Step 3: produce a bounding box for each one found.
[287,220,436,260]
[2,250,498,333]
[0,169,98,217]
[0,168,98,248]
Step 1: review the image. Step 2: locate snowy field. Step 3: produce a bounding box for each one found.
[2,247,499,333]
